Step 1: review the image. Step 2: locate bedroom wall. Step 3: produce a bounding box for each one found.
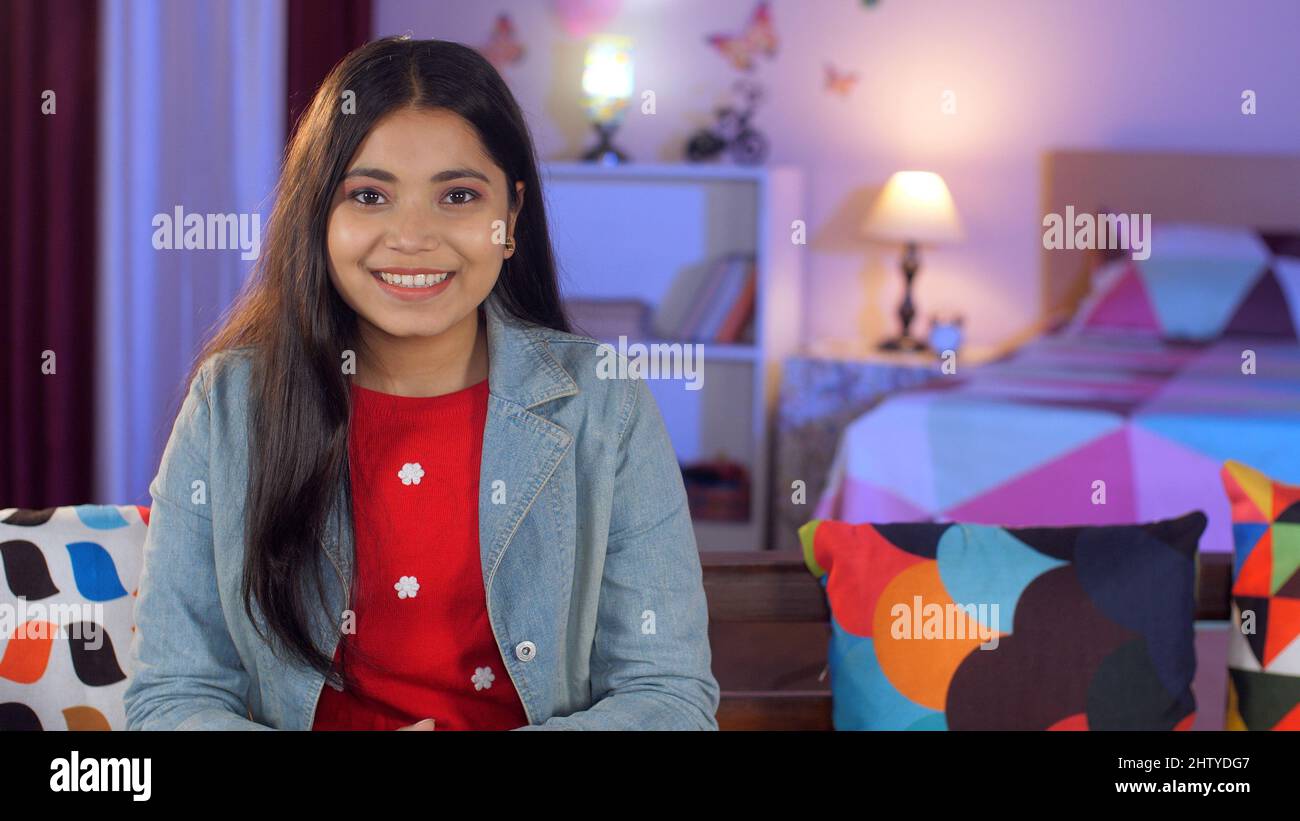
[374,0,1300,349]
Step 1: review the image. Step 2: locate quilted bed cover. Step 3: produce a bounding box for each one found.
[814,333,1300,554]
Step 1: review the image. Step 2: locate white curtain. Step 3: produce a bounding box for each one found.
[96,0,285,504]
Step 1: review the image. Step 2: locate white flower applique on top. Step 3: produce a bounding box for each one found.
[394,575,420,599]
[471,666,495,691]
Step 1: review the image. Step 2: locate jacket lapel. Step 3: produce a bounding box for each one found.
[476,291,577,593]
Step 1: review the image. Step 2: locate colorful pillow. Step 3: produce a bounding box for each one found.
[1220,461,1300,730]
[1070,225,1300,341]
[799,512,1206,730]
[0,505,149,730]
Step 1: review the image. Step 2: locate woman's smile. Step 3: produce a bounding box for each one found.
[369,266,458,301]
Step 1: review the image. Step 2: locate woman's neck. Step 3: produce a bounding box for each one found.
[353,306,488,397]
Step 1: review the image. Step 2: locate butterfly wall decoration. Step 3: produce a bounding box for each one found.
[824,63,859,97]
[480,14,525,71]
[706,1,778,72]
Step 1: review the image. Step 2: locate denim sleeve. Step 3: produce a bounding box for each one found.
[123,357,273,731]
[514,376,720,730]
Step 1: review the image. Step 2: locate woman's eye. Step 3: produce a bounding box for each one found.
[444,188,480,206]
[351,189,387,206]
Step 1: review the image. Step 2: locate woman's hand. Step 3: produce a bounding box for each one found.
[397,718,436,730]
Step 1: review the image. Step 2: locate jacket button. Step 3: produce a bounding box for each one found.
[515,640,536,662]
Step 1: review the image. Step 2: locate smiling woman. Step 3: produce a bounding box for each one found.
[122,36,719,732]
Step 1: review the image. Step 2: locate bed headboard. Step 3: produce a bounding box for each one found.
[1041,150,1300,320]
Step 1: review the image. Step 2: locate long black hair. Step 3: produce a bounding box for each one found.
[189,36,570,688]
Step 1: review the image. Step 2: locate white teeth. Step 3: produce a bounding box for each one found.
[377,271,450,288]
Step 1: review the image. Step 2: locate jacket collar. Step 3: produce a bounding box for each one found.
[481,289,578,410]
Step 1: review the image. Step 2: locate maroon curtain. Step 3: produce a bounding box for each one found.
[286,0,372,140]
[0,0,98,508]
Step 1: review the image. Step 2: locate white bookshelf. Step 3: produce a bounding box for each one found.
[541,161,805,550]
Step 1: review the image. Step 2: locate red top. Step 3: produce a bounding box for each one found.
[310,376,529,730]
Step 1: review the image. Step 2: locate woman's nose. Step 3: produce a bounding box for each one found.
[386,204,440,253]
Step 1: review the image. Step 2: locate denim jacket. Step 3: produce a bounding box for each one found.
[123,290,719,730]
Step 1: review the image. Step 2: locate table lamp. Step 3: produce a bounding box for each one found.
[861,171,963,351]
[580,35,634,164]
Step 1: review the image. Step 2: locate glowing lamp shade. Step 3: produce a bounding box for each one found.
[582,35,634,123]
[861,171,964,245]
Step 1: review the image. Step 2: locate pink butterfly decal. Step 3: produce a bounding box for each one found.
[824,63,859,96]
[707,1,778,72]
[480,14,525,70]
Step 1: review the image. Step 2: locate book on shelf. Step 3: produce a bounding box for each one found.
[676,256,730,340]
[653,251,757,343]
[693,254,749,341]
[714,261,756,343]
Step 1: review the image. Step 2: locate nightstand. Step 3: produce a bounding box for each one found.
[768,341,999,551]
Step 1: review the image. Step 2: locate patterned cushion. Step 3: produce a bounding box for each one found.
[0,505,149,730]
[1070,225,1300,341]
[1220,461,1300,730]
[798,512,1205,730]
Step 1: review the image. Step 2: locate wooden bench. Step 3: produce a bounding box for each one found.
[701,549,1234,731]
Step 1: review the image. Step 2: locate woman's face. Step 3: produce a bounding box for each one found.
[326,106,523,343]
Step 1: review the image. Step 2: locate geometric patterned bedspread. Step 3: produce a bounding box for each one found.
[814,333,1300,554]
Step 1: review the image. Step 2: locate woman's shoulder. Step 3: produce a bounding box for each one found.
[532,326,691,392]
[527,325,614,386]
[526,326,657,427]
[191,345,256,409]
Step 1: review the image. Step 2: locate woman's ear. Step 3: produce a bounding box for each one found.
[506,180,525,255]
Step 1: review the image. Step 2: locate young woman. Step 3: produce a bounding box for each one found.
[123,36,719,731]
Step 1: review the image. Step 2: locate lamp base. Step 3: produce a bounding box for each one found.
[581,121,630,165]
[878,335,929,353]
[877,242,928,354]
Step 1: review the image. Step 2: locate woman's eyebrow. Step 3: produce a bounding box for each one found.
[343,166,490,184]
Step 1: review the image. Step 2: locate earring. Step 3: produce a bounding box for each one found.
[505,237,516,253]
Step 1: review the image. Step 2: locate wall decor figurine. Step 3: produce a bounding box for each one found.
[685,79,769,165]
